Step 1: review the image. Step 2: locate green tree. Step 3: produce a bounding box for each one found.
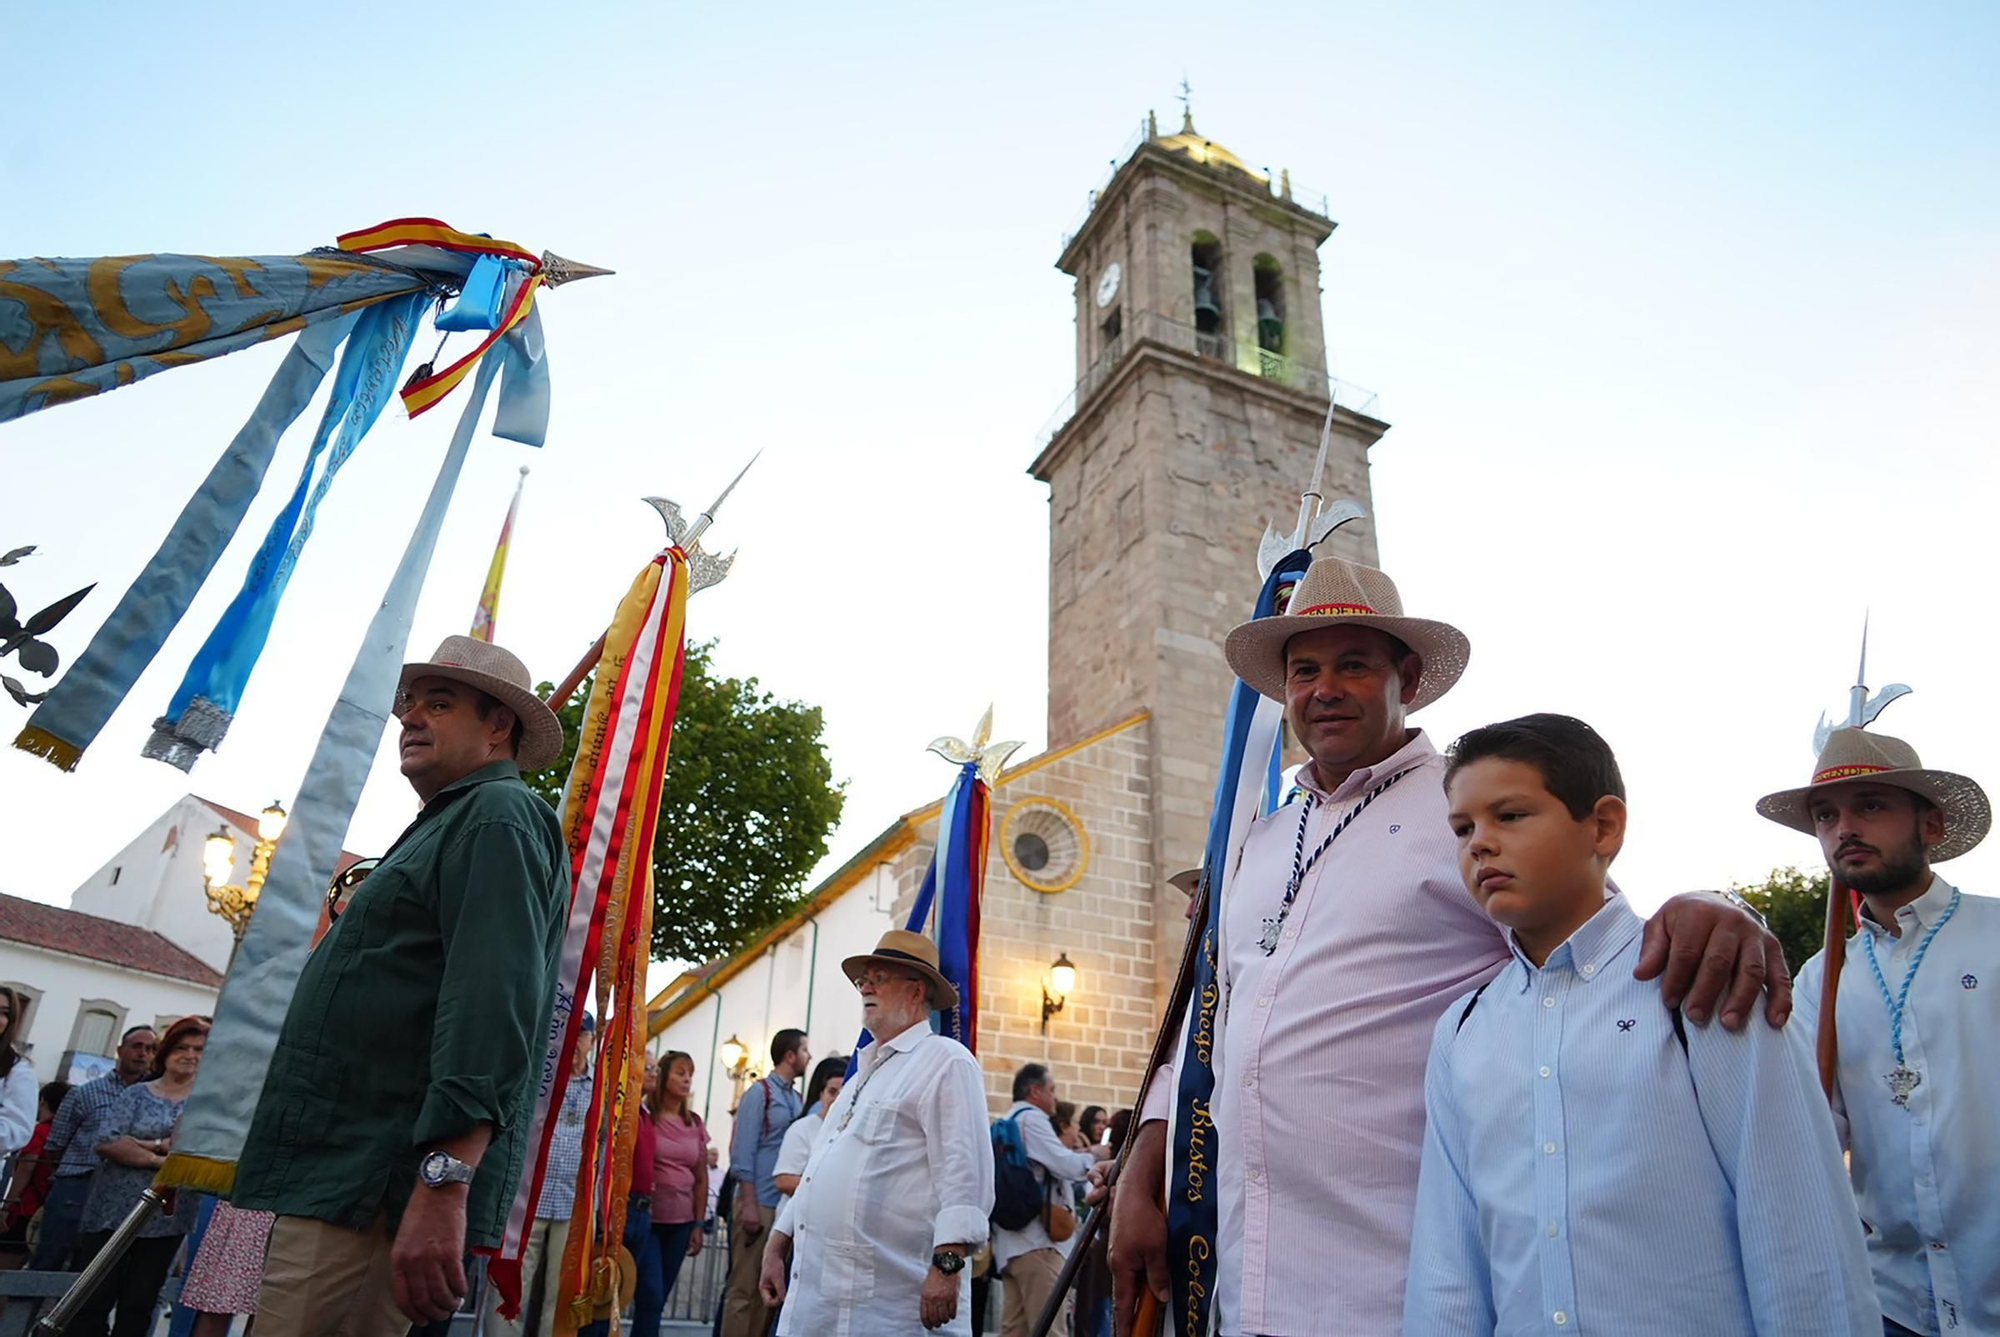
[1733,865,1832,976]
[526,640,845,966]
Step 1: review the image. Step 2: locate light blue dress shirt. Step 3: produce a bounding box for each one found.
[1404,895,1878,1335]
[1793,876,2000,1335]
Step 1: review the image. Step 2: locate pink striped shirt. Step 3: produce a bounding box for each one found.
[1147,729,1508,1336]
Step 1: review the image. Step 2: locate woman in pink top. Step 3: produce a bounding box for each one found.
[633,1050,707,1337]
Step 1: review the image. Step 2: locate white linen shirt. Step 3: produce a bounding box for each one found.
[1793,875,2000,1335]
[773,1020,993,1337]
[992,1100,1097,1273]
[1143,729,1510,1335]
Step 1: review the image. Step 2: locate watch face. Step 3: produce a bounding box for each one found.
[1095,262,1121,308]
[420,1152,445,1184]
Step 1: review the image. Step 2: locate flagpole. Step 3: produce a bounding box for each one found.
[471,465,529,643]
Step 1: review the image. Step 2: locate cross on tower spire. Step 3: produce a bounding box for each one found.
[1178,73,1194,132]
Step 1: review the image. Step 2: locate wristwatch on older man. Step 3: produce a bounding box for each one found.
[419,1150,477,1189]
[930,1248,966,1276]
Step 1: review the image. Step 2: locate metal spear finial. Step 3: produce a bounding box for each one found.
[929,705,1024,785]
[1256,397,1366,577]
[538,251,615,287]
[1812,612,1912,755]
[643,452,760,594]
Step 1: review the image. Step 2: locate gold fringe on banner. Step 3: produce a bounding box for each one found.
[155,1152,237,1195]
[11,725,81,771]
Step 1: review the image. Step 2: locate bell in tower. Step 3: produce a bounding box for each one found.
[1254,256,1286,354]
[1191,234,1224,335]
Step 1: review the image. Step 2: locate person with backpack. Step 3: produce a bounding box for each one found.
[992,1065,1110,1337]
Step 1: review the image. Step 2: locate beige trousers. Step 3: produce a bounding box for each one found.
[254,1214,411,1337]
[719,1201,777,1337]
[483,1218,573,1337]
[1001,1246,1067,1337]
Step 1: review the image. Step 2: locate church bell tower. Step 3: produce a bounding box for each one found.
[1030,110,1390,1009]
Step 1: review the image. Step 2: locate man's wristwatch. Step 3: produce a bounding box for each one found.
[418,1150,477,1189]
[930,1249,966,1276]
[1717,889,1769,929]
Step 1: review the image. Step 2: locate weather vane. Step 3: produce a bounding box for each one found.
[1812,612,1910,755]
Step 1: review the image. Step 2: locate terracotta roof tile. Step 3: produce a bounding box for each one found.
[0,895,223,989]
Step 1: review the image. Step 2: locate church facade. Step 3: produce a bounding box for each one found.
[650,112,1389,1128]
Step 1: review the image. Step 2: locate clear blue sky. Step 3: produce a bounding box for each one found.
[4,3,1996,963]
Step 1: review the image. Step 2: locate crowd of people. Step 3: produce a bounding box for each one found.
[0,551,1988,1337]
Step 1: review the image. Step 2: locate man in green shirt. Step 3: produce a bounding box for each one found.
[238,636,570,1337]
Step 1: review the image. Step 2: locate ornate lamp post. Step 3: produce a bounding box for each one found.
[201,800,289,966]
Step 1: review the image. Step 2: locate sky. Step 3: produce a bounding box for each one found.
[3,2,1997,992]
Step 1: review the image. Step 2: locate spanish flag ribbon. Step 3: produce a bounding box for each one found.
[399,273,542,420]
[486,547,690,1323]
[335,216,540,267]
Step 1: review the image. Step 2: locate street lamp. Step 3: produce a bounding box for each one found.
[1042,953,1077,1033]
[202,799,289,963]
[718,1034,748,1075]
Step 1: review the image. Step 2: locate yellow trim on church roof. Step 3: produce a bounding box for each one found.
[645,709,1151,1034]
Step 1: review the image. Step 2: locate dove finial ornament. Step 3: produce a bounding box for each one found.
[928,705,1024,784]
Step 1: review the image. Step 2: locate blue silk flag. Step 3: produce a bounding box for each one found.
[1167,546,1312,1337]
[848,761,988,1074]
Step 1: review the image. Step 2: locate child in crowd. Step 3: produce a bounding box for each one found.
[1403,713,1877,1335]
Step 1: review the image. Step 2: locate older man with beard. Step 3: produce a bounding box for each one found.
[1101,555,1793,1337]
[758,930,992,1335]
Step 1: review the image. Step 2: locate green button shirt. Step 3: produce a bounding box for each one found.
[233,760,569,1246]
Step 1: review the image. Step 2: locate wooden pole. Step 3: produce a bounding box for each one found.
[1815,879,1853,1101]
[543,633,605,707]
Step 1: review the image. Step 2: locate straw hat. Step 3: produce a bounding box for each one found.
[399,635,564,770]
[841,929,959,1011]
[1167,868,1202,898]
[1222,556,1470,708]
[1755,728,1990,863]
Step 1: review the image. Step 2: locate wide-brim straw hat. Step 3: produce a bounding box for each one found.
[1756,727,1990,863]
[1223,556,1470,709]
[1167,868,1202,898]
[399,635,565,770]
[842,929,959,1012]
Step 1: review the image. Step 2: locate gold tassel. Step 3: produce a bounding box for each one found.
[154,1152,237,1194]
[12,725,81,771]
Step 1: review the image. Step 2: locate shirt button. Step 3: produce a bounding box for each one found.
[1539,1066,1552,1078]
[1581,964,1596,976]
[1554,1311,1568,1326]
[1543,997,1556,1008]
[1243,1076,1256,1089]
[1249,1167,1264,1182]
[1543,1142,1557,1155]
[1546,1222,1559,1238]
[1257,996,1272,1008]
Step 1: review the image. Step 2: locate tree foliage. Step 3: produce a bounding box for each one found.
[526,640,845,966]
[1733,865,1832,976]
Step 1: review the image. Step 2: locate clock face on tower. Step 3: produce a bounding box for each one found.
[1095,262,1122,309]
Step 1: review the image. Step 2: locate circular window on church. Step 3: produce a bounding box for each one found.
[1001,798,1088,894]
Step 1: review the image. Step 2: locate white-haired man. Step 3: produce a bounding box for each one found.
[759,930,993,1334]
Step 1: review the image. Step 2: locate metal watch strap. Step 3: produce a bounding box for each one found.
[1719,889,1768,929]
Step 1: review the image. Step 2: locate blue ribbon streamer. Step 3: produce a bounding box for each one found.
[1167,546,1313,1337]
[143,293,426,769]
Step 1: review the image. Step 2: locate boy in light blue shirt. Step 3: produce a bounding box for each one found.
[1403,713,1877,1336]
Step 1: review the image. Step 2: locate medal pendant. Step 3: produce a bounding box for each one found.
[1886,1065,1922,1107]
[1257,917,1282,955]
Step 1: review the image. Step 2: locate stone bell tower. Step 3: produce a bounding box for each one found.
[1029,110,1390,1010]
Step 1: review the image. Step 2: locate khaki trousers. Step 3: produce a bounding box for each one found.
[254,1214,411,1337]
[719,1202,777,1337]
[484,1218,573,1337]
[1000,1247,1067,1337]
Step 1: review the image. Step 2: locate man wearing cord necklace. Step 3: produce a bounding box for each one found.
[1101,554,1794,1337]
[1758,727,1996,1336]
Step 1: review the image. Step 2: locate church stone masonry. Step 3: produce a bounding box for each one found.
[1027,114,1389,1019]
[648,113,1391,1124]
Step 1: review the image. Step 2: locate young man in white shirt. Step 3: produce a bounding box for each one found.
[1758,727,1998,1336]
[759,931,992,1335]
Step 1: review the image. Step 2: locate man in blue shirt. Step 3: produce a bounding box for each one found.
[1758,727,1997,1336]
[1406,714,1878,1334]
[31,1025,154,1270]
[721,1028,808,1337]
[486,1015,592,1337]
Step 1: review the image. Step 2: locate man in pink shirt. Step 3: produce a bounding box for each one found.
[1100,555,1793,1337]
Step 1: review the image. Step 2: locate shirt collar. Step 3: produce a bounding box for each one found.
[1506,893,1641,990]
[861,1018,932,1072]
[1298,729,1437,804]
[427,758,522,803]
[1858,873,1958,938]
